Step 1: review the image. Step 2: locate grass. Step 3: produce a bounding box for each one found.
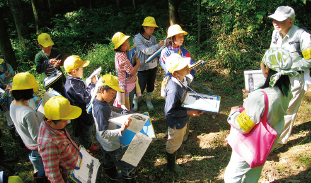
[1,64,311,183]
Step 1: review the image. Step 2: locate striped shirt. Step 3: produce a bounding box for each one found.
[34,48,62,77]
[159,46,195,76]
[115,52,137,90]
[37,121,79,183]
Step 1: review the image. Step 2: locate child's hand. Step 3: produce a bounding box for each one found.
[187,109,202,117]
[121,117,131,133]
[49,58,57,64]
[36,99,41,106]
[242,89,250,99]
[231,106,239,111]
[54,59,61,67]
[4,84,11,91]
[91,75,97,84]
[158,40,164,47]
[4,72,12,79]
[197,110,204,115]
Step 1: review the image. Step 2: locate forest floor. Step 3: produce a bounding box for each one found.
[1,65,311,183]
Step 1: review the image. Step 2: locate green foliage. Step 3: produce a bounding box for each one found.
[81,43,116,77]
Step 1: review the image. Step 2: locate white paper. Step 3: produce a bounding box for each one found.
[182,92,220,113]
[70,146,100,183]
[109,113,148,133]
[85,67,101,87]
[244,70,266,92]
[36,92,57,120]
[121,132,152,166]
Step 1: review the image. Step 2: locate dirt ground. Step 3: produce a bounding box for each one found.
[1,68,311,182]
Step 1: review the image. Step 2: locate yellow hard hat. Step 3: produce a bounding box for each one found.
[8,176,24,183]
[142,16,158,27]
[167,24,188,39]
[44,96,82,120]
[38,33,54,47]
[11,72,39,92]
[64,55,90,73]
[112,32,130,49]
[98,74,124,92]
[166,54,191,73]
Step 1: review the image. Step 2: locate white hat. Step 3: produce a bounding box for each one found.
[166,54,190,73]
[268,6,295,21]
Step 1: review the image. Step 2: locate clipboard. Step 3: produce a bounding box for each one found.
[69,146,100,183]
[182,92,221,113]
[113,112,156,149]
[126,46,137,78]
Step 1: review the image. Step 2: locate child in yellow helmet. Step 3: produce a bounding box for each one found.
[34,33,66,95]
[9,72,46,180]
[112,32,141,111]
[133,16,164,111]
[37,96,82,183]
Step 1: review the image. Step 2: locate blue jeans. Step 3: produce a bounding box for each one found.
[137,67,157,94]
[29,150,45,177]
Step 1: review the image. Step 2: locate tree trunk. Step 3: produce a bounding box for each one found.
[0,8,17,70]
[47,0,54,16]
[132,0,136,10]
[31,0,40,34]
[116,0,121,10]
[168,0,182,25]
[8,0,27,57]
[197,0,201,47]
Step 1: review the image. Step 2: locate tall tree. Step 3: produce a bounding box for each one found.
[47,0,53,16]
[197,0,201,46]
[0,8,17,70]
[132,0,136,10]
[31,0,40,34]
[116,0,121,10]
[168,0,183,25]
[8,0,28,52]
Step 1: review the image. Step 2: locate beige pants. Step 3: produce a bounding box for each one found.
[166,125,187,154]
[278,74,305,144]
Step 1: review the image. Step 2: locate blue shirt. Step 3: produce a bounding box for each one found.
[64,75,95,126]
[92,98,122,151]
[165,76,190,129]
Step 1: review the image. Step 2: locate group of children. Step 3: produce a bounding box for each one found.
[111,16,204,175]
[1,11,303,183]
[0,15,205,183]
[0,14,207,183]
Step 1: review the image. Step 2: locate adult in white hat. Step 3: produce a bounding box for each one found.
[268,6,311,147]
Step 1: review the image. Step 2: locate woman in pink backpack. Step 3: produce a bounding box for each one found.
[224,47,298,183]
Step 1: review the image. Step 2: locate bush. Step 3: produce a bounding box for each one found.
[81,43,116,77]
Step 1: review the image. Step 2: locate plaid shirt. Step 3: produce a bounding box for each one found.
[37,121,79,183]
[115,52,137,90]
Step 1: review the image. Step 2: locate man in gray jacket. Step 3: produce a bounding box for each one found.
[269,6,311,146]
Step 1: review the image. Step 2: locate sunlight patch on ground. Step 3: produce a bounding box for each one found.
[154,155,215,167]
[288,130,310,143]
[155,132,167,140]
[197,132,228,149]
